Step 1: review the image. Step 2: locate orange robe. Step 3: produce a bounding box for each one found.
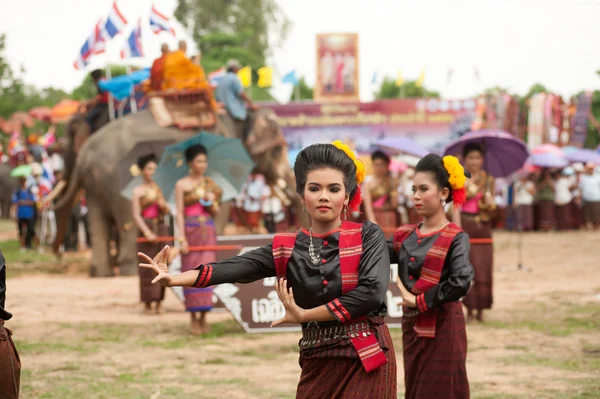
[150,55,166,91]
[161,50,216,110]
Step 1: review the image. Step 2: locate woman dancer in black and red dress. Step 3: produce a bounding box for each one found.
[138,142,397,398]
[389,154,474,399]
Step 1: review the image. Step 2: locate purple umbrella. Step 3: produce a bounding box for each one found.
[527,153,569,168]
[374,137,429,158]
[561,146,600,164]
[442,130,529,178]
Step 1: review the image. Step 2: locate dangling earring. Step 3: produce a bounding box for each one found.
[441,198,447,207]
[302,205,306,213]
[344,205,348,221]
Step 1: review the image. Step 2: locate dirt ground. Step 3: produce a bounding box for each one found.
[2,227,600,399]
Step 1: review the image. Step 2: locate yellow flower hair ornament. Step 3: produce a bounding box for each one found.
[331,140,365,212]
[331,140,365,185]
[442,155,468,206]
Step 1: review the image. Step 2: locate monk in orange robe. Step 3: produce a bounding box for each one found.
[150,44,170,91]
[161,41,217,111]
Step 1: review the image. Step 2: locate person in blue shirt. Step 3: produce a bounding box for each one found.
[215,59,257,140]
[11,177,38,250]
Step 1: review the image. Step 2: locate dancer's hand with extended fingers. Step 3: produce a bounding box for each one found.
[271,278,304,327]
[396,277,417,307]
[138,245,172,287]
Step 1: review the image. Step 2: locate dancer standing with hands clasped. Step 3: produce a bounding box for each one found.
[389,154,474,399]
[131,154,170,315]
[174,144,222,335]
[138,142,397,398]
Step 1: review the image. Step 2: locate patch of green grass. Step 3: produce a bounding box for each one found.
[505,345,528,351]
[117,370,155,384]
[1,239,54,262]
[568,378,600,399]
[204,357,228,365]
[61,320,244,346]
[0,219,16,233]
[484,300,600,337]
[234,348,281,360]
[200,319,245,339]
[235,343,298,360]
[582,344,600,357]
[17,340,98,354]
[473,394,524,399]
[500,354,600,372]
[201,378,249,386]
[1,238,89,277]
[470,382,524,399]
[32,380,156,399]
[49,363,80,372]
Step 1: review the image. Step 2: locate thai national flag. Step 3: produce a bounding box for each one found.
[209,68,226,87]
[73,19,105,70]
[149,4,176,35]
[102,1,128,40]
[120,19,143,59]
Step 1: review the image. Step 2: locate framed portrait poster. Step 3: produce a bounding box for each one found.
[315,33,360,102]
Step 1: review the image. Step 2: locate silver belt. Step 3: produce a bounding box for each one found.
[300,320,373,349]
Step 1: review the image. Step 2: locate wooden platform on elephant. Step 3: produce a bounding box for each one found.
[148,89,217,130]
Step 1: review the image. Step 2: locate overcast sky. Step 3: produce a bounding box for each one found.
[1,0,598,102]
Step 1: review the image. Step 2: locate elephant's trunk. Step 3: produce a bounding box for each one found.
[53,160,84,255]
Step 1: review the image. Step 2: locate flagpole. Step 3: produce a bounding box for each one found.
[125,65,138,113]
[106,65,115,121]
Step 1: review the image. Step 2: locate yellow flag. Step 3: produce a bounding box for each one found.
[416,69,425,87]
[395,70,404,87]
[237,66,252,88]
[257,66,273,88]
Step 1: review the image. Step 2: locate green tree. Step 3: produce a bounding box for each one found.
[175,0,290,67]
[0,33,26,118]
[288,77,313,101]
[174,0,290,100]
[0,33,70,119]
[523,83,549,99]
[374,77,440,99]
[199,32,264,74]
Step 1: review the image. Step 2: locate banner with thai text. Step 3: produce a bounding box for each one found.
[266,98,476,155]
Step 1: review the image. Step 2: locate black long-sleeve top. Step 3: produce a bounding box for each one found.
[194,221,390,326]
[0,250,12,320]
[388,227,474,313]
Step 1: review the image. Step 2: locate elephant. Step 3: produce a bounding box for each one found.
[53,108,303,277]
[0,164,18,219]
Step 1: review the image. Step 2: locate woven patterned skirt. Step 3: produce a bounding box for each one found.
[402,301,469,399]
[516,205,534,231]
[373,209,399,235]
[570,201,583,229]
[535,200,555,231]
[461,215,493,311]
[295,323,397,399]
[0,322,20,399]
[182,216,216,312]
[137,218,168,303]
[555,203,571,231]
